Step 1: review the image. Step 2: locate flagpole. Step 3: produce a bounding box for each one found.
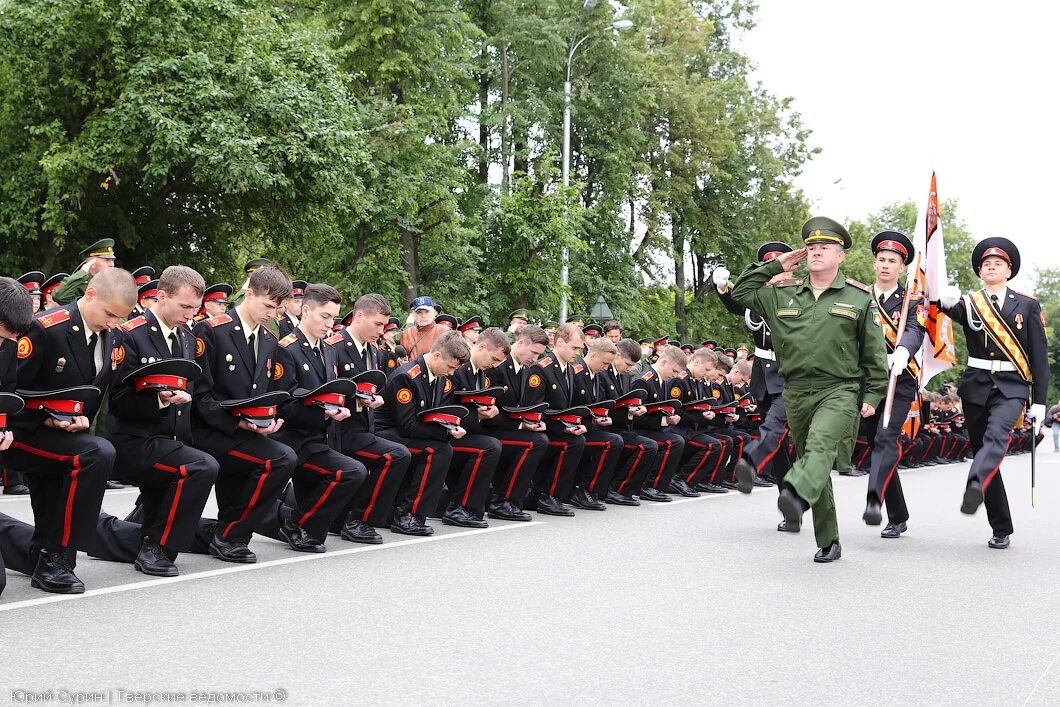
[882,251,923,429]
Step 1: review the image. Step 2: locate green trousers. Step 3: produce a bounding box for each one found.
[782,382,860,548]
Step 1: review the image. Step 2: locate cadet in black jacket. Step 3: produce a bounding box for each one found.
[631,345,691,502]
[482,326,550,521]
[860,232,926,538]
[276,280,306,338]
[665,348,729,494]
[8,268,135,593]
[445,327,507,526]
[599,339,658,505]
[329,294,412,544]
[570,337,625,509]
[376,331,470,536]
[108,267,219,576]
[938,237,1049,549]
[272,285,366,551]
[191,266,297,563]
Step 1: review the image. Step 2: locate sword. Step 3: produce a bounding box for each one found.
[882,252,921,429]
[1032,415,1039,508]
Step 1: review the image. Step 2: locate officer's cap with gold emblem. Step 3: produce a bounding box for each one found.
[871,231,915,265]
[801,217,851,249]
[244,257,271,274]
[79,238,116,260]
[972,237,1020,278]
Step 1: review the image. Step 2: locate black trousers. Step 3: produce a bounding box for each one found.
[712,428,752,482]
[533,432,586,501]
[337,431,412,528]
[743,394,790,483]
[640,430,685,491]
[290,442,366,541]
[676,429,726,486]
[490,429,549,509]
[198,432,296,544]
[112,435,219,551]
[963,389,1023,536]
[448,433,502,514]
[864,381,916,524]
[611,433,658,496]
[577,429,625,498]
[6,429,113,554]
[1,462,25,489]
[377,430,453,520]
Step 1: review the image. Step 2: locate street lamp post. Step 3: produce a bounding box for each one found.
[558,18,633,324]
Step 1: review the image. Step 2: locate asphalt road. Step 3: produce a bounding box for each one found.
[3,449,1060,706]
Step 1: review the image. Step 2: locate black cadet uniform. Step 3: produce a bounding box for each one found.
[272,328,367,545]
[631,364,683,501]
[524,352,587,514]
[939,238,1049,544]
[444,361,503,524]
[1,337,28,494]
[597,364,658,503]
[191,311,296,556]
[329,327,412,538]
[665,369,728,493]
[570,360,624,508]
[107,312,219,556]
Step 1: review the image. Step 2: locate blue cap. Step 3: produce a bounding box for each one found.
[410,296,435,311]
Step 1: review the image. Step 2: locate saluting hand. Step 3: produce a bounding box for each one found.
[777,248,807,272]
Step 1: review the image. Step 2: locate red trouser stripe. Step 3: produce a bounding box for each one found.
[223,450,273,539]
[617,444,645,494]
[547,441,568,496]
[756,428,789,473]
[710,440,729,483]
[406,447,435,515]
[355,451,392,523]
[298,463,342,526]
[500,440,534,498]
[653,441,673,488]
[586,442,612,492]
[452,447,485,507]
[685,442,714,483]
[62,455,81,547]
[983,463,1002,491]
[152,461,189,547]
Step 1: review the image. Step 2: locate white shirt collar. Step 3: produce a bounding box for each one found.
[235,307,259,343]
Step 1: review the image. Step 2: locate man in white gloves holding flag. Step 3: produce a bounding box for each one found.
[937,237,1049,549]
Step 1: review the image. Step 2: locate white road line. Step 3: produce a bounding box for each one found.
[1021,647,1060,707]
[0,488,141,503]
[0,521,543,614]
[643,492,747,506]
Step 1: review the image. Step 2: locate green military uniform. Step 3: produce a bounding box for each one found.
[53,238,116,305]
[731,218,888,552]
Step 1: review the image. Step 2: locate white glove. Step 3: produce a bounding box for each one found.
[713,266,731,288]
[887,346,910,374]
[939,285,961,308]
[1029,404,1046,423]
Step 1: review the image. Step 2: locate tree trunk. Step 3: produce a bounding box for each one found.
[513,116,528,177]
[673,216,687,340]
[500,46,511,195]
[476,65,490,183]
[399,227,420,307]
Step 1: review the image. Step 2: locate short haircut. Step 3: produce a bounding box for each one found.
[735,360,752,377]
[0,277,34,336]
[555,322,583,343]
[615,338,642,363]
[89,268,137,308]
[586,337,617,355]
[713,353,734,373]
[478,326,511,354]
[247,266,292,302]
[690,348,718,365]
[159,265,205,298]
[657,344,688,368]
[303,283,341,308]
[354,293,391,316]
[602,319,623,334]
[516,325,549,347]
[431,330,470,364]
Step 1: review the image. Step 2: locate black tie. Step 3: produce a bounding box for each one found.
[313,344,323,368]
[878,294,887,309]
[360,345,369,370]
[87,332,98,372]
[247,332,257,370]
[990,294,999,310]
[168,332,179,358]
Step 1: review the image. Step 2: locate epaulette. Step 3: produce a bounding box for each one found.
[640,369,655,381]
[206,314,232,327]
[538,354,555,368]
[260,327,276,339]
[120,315,147,332]
[775,279,803,287]
[407,363,422,379]
[845,277,871,293]
[1012,289,1038,301]
[36,308,71,328]
[677,370,689,379]
[278,333,298,348]
[324,333,344,346]
[572,362,584,374]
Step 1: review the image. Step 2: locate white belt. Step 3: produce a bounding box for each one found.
[754,347,775,361]
[968,356,1016,373]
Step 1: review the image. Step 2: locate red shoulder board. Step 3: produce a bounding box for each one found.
[408,363,422,379]
[278,333,298,348]
[678,370,689,379]
[640,370,655,381]
[572,362,584,374]
[1012,289,1039,301]
[261,328,276,339]
[120,315,147,332]
[538,355,555,368]
[36,308,71,328]
[324,333,344,346]
[206,314,232,327]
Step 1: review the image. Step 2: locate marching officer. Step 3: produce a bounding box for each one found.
[8,268,136,592]
[731,217,888,563]
[107,266,220,576]
[191,266,297,563]
[52,238,117,305]
[938,237,1049,549]
[860,232,926,539]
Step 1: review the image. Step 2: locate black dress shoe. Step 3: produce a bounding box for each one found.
[123,498,145,524]
[734,458,757,494]
[605,490,640,506]
[961,480,984,515]
[535,493,576,516]
[718,479,739,490]
[31,549,85,594]
[667,478,700,497]
[135,539,178,577]
[341,518,383,544]
[697,482,729,494]
[880,522,907,539]
[208,534,257,563]
[280,519,326,553]
[813,540,842,563]
[777,486,808,531]
[639,487,671,502]
[862,498,883,526]
[106,480,125,490]
[752,475,774,488]
[777,519,799,533]
[390,512,434,536]
[2,484,29,495]
[487,500,533,521]
[442,505,489,528]
[987,534,1010,549]
[571,487,607,510]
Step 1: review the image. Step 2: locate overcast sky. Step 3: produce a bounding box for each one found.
[736,0,1059,290]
